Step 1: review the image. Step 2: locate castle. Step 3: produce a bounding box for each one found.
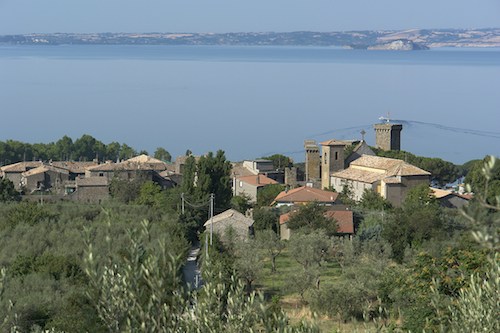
[304,121,431,206]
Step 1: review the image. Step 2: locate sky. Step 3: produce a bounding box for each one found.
[0,0,499,34]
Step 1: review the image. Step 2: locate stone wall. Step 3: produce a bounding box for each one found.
[374,123,402,151]
[304,140,320,181]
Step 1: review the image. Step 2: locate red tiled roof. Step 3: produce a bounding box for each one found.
[237,174,278,187]
[430,187,473,201]
[325,210,354,234]
[274,186,339,204]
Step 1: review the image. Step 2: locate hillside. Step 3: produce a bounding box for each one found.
[1,28,499,48]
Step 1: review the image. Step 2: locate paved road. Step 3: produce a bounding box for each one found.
[182,244,202,290]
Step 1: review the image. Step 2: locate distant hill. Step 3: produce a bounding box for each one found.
[1,28,499,49]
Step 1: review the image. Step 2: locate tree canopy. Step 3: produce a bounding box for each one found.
[195,150,232,211]
[0,135,143,164]
[374,148,460,186]
[0,178,20,202]
[464,155,500,203]
[260,154,293,170]
[287,202,338,236]
[153,147,172,162]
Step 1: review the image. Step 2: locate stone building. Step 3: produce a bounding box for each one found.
[232,159,285,184]
[374,122,403,151]
[1,161,43,190]
[21,165,70,194]
[51,161,98,180]
[284,167,298,188]
[304,140,320,182]
[70,177,110,203]
[344,140,375,167]
[320,140,348,189]
[430,187,471,209]
[233,174,278,203]
[204,209,254,242]
[330,154,431,207]
[85,154,168,181]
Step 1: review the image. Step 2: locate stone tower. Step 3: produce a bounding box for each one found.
[374,123,403,151]
[304,140,320,182]
[320,140,347,190]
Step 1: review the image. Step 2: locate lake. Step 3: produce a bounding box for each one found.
[1,44,499,164]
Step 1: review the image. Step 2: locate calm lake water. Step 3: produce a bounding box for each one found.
[1,45,499,164]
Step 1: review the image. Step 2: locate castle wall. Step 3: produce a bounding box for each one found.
[304,141,320,182]
[374,123,402,151]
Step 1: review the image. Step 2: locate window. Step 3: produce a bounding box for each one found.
[324,153,327,164]
[335,151,338,160]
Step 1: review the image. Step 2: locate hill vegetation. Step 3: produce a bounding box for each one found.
[0,135,171,164]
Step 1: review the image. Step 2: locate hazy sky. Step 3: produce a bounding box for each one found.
[1,0,499,34]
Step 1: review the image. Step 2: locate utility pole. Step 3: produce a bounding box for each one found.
[181,193,185,214]
[210,193,214,246]
[205,233,209,258]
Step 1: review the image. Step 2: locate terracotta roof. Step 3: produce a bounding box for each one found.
[325,210,355,234]
[76,177,109,187]
[331,168,385,184]
[203,209,254,227]
[332,155,430,184]
[458,193,474,200]
[320,139,349,146]
[350,155,403,170]
[22,165,69,177]
[279,209,354,234]
[126,154,165,164]
[273,186,339,204]
[351,155,430,176]
[231,162,257,177]
[237,174,278,187]
[430,187,472,201]
[1,161,43,173]
[383,177,403,184]
[51,161,98,173]
[86,160,167,172]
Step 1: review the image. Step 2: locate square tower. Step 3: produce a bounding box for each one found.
[320,140,347,190]
[374,123,403,151]
[304,140,320,182]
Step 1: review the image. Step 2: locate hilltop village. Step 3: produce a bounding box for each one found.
[0,120,471,234]
[0,121,496,333]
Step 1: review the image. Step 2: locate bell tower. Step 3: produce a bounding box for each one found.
[320,140,347,190]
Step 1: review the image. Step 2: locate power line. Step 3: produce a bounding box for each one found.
[182,194,210,209]
[309,124,373,139]
[393,119,500,139]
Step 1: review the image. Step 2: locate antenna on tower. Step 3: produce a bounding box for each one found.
[378,112,391,124]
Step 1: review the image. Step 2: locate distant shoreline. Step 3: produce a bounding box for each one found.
[1,28,499,49]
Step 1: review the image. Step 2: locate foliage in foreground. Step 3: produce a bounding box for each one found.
[83,220,318,333]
